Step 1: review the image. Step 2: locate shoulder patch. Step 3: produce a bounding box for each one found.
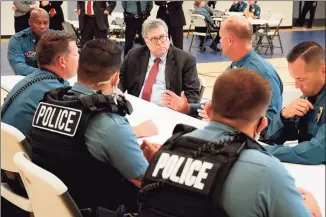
[32,102,82,137]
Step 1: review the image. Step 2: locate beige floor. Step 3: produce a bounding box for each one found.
[198,58,295,99]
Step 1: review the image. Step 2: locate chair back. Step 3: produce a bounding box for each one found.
[1,123,32,212]
[268,13,283,28]
[191,14,207,28]
[1,123,29,172]
[14,152,83,217]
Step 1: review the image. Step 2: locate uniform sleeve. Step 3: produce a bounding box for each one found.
[256,161,313,217]
[254,6,261,18]
[267,112,299,144]
[84,114,148,180]
[7,36,38,76]
[265,124,325,165]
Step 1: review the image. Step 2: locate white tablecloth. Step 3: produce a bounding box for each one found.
[1,75,325,216]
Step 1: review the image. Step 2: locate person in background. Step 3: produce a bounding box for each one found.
[155,1,186,50]
[192,0,220,52]
[296,1,317,28]
[39,1,64,30]
[77,1,116,47]
[122,1,153,56]
[244,0,261,19]
[228,0,247,12]
[12,1,37,33]
[7,8,50,76]
[265,41,325,165]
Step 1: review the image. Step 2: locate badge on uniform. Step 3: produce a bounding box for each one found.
[147,150,218,195]
[32,102,82,137]
[25,50,36,58]
[316,107,323,123]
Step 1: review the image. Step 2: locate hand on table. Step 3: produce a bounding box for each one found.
[141,140,161,162]
[133,120,158,138]
[298,187,322,217]
[161,90,190,114]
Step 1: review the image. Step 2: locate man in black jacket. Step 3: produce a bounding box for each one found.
[155,1,186,50]
[77,1,116,46]
[40,1,64,30]
[119,18,200,105]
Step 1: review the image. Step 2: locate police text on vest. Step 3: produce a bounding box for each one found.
[32,102,82,137]
[152,152,213,190]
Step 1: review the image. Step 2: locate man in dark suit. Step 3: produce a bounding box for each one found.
[77,1,116,47]
[155,1,186,50]
[119,18,200,105]
[40,1,64,30]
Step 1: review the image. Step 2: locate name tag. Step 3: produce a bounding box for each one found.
[32,102,82,137]
[147,150,218,195]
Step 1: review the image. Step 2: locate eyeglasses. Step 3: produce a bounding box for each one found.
[147,35,168,44]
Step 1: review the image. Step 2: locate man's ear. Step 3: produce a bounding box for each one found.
[112,72,120,86]
[256,116,268,135]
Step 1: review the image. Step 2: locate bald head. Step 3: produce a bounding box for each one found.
[29,8,50,39]
[30,8,49,20]
[222,16,253,42]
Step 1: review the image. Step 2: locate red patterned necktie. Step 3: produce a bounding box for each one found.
[87,1,92,15]
[141,58,160,101]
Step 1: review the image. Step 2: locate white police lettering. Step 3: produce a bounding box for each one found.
[32,102,82,137]
[152,153,213,190]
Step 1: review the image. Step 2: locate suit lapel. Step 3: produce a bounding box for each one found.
[165,46,175,90]
[138,48,150,95]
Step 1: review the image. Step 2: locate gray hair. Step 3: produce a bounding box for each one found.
[142,18,169,39]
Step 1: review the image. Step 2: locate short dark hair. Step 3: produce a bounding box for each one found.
[287,41,325,69]
[36,31,76,68]
[211,68,272,122]
[78,39,122,83]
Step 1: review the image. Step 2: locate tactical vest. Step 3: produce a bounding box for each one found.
[137,124,265,217]
[30,86,133,211]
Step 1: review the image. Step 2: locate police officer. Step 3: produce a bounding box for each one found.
[228,0,248,12]
[245,0,261,19]
[7,8,50,76]
[139,68,317,217]
[296,1,317,28]
[122,1,153,56]
[265,41,325,165]
[2,30,77,143]
[29,39,155,213]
